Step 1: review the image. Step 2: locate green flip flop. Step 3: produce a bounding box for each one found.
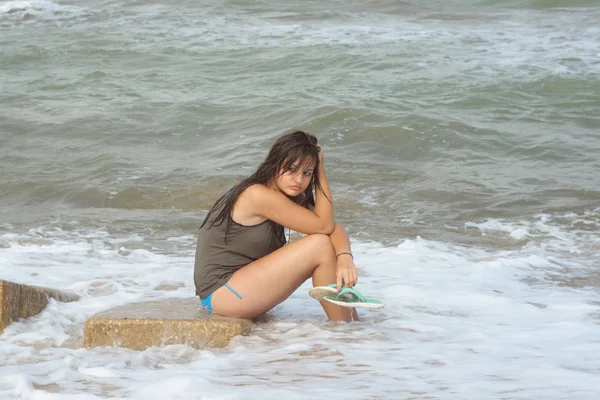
[309,284,384,309]
[323,286,384,309]
[309,284,349,301]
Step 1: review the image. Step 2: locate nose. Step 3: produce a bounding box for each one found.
[292,172,303,184]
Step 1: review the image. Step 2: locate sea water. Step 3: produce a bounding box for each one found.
[1,0,599,398]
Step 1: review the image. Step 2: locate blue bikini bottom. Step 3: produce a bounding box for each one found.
[200,283,243,312]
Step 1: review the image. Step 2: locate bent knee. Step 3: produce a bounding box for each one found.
[304,233,331,246]
[304,234,335,257]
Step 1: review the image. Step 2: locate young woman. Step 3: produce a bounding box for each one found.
[194,130,359,322]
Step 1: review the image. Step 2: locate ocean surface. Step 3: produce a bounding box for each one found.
[1,0,599,398]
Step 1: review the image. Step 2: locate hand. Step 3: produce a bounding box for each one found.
[316,145,324,164]
[336,254,358,291]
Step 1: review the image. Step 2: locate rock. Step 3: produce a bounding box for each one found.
[83,297,253,350]
[0,279,80,333]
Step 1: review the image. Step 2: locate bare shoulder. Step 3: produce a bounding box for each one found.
[233,184,273,225]
[238,183,283,212]
[242,183,276,200]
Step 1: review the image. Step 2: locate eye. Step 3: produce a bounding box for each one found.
[303,171,312,177]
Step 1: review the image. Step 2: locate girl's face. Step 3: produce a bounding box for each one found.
[276,158,315,197]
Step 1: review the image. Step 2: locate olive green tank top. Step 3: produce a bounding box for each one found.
[194,212,286,299]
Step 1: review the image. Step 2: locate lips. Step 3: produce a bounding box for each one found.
[290,186,301,191]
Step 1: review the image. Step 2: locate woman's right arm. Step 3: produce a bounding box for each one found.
[311,146,334,231]
[245,148,335,235]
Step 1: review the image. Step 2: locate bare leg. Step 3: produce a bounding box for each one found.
[211,234,359,322]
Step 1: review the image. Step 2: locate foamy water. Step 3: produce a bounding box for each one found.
[0,0,83,19]
[1,210,599,399]
[2,0,600,398]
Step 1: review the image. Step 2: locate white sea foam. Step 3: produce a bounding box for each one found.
[0,215,599,399]
[466,212,600,257]
[466,219,532,239]
[0,0,83,19]
[89,4,600,78]
[0,1,47,14]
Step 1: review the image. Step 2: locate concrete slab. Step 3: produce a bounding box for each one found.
[84,297,253,351]
[0,279,80,333]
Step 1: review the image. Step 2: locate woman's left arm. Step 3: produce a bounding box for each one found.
[305,201,358,289]
[329,222,358,290]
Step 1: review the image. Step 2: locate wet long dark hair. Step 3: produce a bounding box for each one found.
[200,130,328,240]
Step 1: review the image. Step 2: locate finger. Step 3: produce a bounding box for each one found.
[344,271,354,288]
[346,277,353,288]
[336,272,343,292]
